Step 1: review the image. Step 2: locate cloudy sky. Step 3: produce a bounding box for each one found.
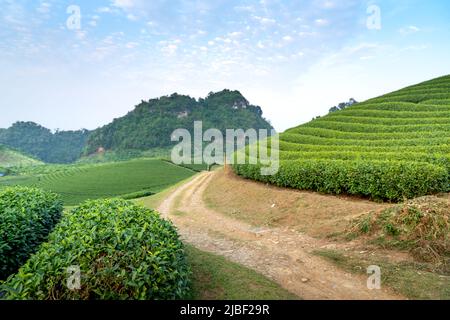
[1,0,449,132]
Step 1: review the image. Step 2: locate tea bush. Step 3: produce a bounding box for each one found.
[234,160,448,201]
[234,75,450,201]
[0,187,62,279]
[1,199,190,300]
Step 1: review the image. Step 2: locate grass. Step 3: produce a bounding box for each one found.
[185,245,298,300]
[0,159,196,205]
[347,196,450,272]
[314,249,450,300]
[0,145,42,168]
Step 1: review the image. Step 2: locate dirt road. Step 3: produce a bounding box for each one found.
[157,171,403,300]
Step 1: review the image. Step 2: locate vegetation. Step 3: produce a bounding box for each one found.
[314,249,450,300]
[85,90,273,155]
[186,245,298,300]
[329,98,358,113]
[349,196,449,271]
[234,75,450,201]
[0,159,196,205]
[0,145,43,169]
[77,148,171,164]
[0,187,62,280]
[234,159,447,202]
[1,199,190,300]
[0,122,89,164]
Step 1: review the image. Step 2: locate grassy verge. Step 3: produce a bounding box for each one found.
[186,245,299,300]
[135,173,200,210]
[314,249,450,300]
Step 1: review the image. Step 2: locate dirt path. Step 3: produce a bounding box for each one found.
[157,171,404,300]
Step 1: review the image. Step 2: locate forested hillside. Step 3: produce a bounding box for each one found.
[84,90,273,154]
[0,122,89,164]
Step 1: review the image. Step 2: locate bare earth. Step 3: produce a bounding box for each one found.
[157,171,404,300]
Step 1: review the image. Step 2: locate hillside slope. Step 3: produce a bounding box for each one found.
[0,122,89,164]
[85,90,273,154]
[234,75,450,201]
[0,145,42,169]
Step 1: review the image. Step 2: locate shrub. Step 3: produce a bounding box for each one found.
[0,187,62,280]
[233,160,449,201]
[0,199,190,300]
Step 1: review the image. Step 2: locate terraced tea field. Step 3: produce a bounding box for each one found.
[234,75,450,201]
[0,159,196,205]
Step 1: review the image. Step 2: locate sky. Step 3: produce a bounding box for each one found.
[0,0,449,132]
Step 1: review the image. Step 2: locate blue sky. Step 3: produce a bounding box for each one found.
[1,0,449,132]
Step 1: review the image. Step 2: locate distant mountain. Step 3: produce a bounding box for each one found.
[0,122,89,164]
[84,89,273,155]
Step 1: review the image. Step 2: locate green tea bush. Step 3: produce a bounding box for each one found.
[0,187,62,280]
[336,109,450,118]
[281,133,448,147]
[287,126,448,140]
[315,116,450,126]
[1,199,190,300]
[278,140,448,154]
[234,160,448,201]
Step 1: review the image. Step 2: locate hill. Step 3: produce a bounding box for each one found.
[0,122,89,164]
[234,75,450,201]
[0,145,42,171]
[85,89,273,154]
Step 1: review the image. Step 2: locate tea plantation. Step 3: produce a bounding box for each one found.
[1,199,190,300]
[0,187,62,280]
[0,159,196,205]
[234,75,450,201]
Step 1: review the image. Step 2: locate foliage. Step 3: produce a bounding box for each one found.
[234,160,448,202]
[234,75,450,201]
[328,98,358,113]
[0,187,62,280]
[1,199,190,300]
[0,122,89,164]
[0,159,196,205]
[85,90,273,155]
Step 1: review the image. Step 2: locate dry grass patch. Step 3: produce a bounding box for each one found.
[348,196,449,272]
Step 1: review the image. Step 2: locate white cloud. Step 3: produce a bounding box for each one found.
[399,25,420,35]
[253,15,276,26]
[126,13,138,21]
[125,42,139,49]
[36,2,51,14]
[97,7,113,13]
[319,0,336,9]
[112,0,135,9]
[315,18,329,27]
[228,31,243,38]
